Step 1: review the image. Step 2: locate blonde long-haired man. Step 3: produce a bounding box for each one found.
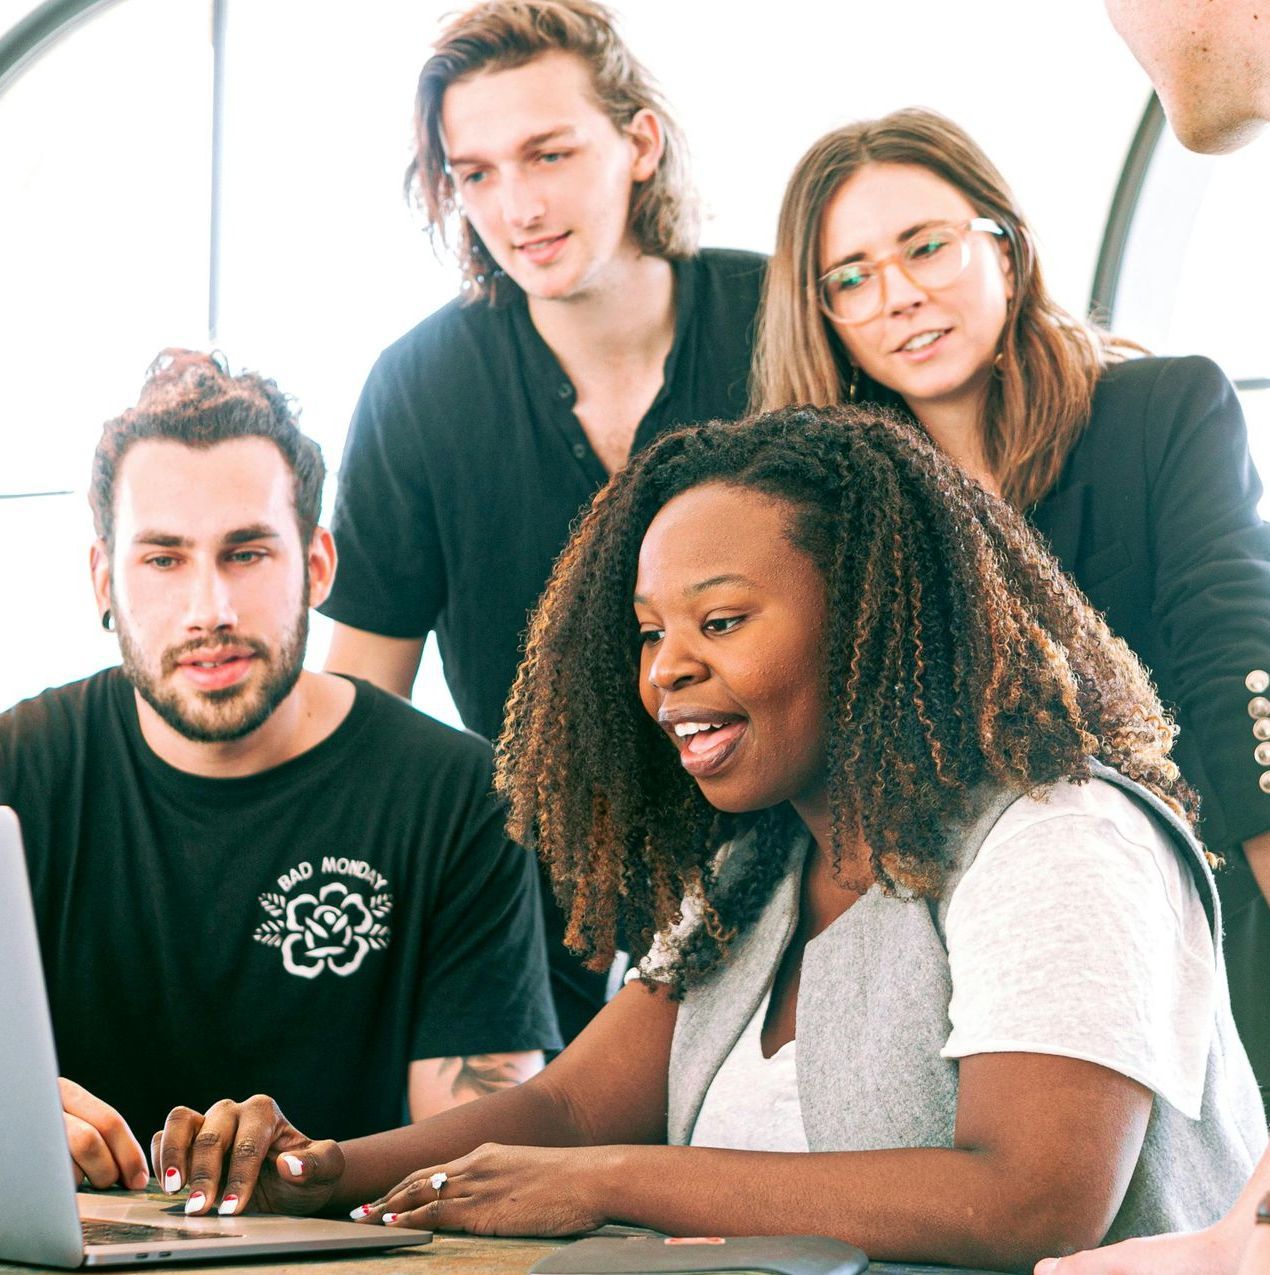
[318,1,765,1043]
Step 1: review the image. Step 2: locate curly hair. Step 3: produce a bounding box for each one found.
[496,404,1196,996]
[90,348,324,551]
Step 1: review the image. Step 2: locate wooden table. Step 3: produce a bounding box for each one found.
[0,1189,1008,1274]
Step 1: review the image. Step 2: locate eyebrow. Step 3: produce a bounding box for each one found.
[447,126,580,169]
[823,219,945,272]
[633,573,759,605]
[131,525,282,549]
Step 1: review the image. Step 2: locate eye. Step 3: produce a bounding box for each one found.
[638,627,664,646]
[827,264,871,294]
[905,230,953,261]
[145,554,179,570]
[458,169,486,187]
[704,614,744,634]
[227,549,266,565]
[537,150,568,165]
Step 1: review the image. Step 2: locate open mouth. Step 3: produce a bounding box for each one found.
[664,715,748,779]
[896,328,950,355]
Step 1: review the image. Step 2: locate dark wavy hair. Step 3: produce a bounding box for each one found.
[90,349,324,551]
[496,404,1195,996]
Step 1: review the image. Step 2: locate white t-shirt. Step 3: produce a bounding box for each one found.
[677,778,1216,1147]
[942,777,1215,1119]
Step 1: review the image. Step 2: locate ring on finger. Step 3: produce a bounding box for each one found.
[429,1170,447,1202]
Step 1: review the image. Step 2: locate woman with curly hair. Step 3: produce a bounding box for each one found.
[157,406,1262,1272]
[752,110,1270,1100]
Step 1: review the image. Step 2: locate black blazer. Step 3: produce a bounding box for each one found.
[1031,355,1270,856]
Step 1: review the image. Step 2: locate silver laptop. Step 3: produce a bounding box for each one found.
[0,805,431,1267]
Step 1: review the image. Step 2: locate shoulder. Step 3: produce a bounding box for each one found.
[364,294,512,389]
[958,777,1201,929]
[1,667,121,742]
[1093,354,1235,419]
[336,677,495,782]
[689,247,768,303]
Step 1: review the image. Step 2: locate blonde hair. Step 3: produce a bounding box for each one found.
[751,108,1136,509]
[407,0,698,302]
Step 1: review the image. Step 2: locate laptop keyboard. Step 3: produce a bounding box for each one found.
[82,1218,237,1245]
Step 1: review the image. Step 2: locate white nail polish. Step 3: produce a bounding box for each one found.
[184,1192,206,1215]
[381,1212,399,1225]
[281,1154,304,1177]
[163,1167,182,1193]
[349,1205,372,1220]
[217,1196,239,1216]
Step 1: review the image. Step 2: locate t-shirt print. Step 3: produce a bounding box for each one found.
[254,856,393,979]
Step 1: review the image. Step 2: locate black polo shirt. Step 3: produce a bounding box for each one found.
[320,247,767,742]
[320,248,766,1041]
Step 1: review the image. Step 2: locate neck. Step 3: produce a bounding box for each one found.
[133,669,355,779]
[908,387,1001,498]
[528,250,675,373]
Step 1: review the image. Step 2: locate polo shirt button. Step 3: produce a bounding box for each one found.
[1260,772,1270,794]
[558,382,573,400]
[1247,670,1270,694]
[1250,697,1270,719]
[1257,742,1270,766]
[572,442,587,459]
[1256,718,1270,741]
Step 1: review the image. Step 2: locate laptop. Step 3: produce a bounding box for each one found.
[0,805,431,1267]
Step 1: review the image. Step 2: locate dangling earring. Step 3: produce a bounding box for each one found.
[992,351,1006,377]
[101,609,115,633]
[848,365,860,403]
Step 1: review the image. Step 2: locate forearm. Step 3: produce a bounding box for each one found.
[336,1071,596,1208]
[583,1144,1112,1273]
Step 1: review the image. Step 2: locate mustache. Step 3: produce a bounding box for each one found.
[160,634,270,676]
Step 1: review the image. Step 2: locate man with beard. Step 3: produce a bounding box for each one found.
[0,350,558,1197]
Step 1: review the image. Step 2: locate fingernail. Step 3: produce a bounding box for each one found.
[349,1205,373,1220]
[164,1168,182,1193]
[1035,1262,1059,1274]
[281,1154,304,1177]
[217,1196,239,1216]
[381,1212,400,1225]
[184,1191,206,1214]
[131,1171,150,1191]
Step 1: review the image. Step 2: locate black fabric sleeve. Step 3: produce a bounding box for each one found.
[409,788,562,1060]
[320,350,447,639]
[1145,357,1270,849]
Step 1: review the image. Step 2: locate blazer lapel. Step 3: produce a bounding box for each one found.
[1030,480,1089,574]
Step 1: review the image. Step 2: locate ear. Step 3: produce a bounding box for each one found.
[305,526,338,610]
[625,108,664,183]
[90,540,112,626]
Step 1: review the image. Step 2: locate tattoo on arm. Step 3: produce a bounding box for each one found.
[437,1053,535,1103]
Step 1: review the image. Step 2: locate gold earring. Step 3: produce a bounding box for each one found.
[848,366,860,403]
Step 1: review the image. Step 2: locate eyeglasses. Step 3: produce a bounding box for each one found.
[817,217,1006,326]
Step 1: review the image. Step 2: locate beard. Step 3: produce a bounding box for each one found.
[117,606,309,745]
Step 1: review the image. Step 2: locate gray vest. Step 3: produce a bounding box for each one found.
[667,763,1267,1241]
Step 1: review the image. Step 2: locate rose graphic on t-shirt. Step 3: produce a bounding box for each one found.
[254,877,392,978]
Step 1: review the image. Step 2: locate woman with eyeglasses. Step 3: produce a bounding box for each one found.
[752,108,1270,1096]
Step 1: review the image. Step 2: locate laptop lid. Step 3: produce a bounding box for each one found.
[0,806,429,1268]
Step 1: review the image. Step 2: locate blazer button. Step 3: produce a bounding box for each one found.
[1256,719,1270,742]
[1256,742,1270,766]
[1260,773,1270,794]
[1250,697,1270,719]
[1248,670,1270,694]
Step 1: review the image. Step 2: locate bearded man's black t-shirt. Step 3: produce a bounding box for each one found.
[0,669,559,1143]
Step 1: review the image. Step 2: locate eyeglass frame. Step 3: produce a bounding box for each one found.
[816,217,1007,326]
